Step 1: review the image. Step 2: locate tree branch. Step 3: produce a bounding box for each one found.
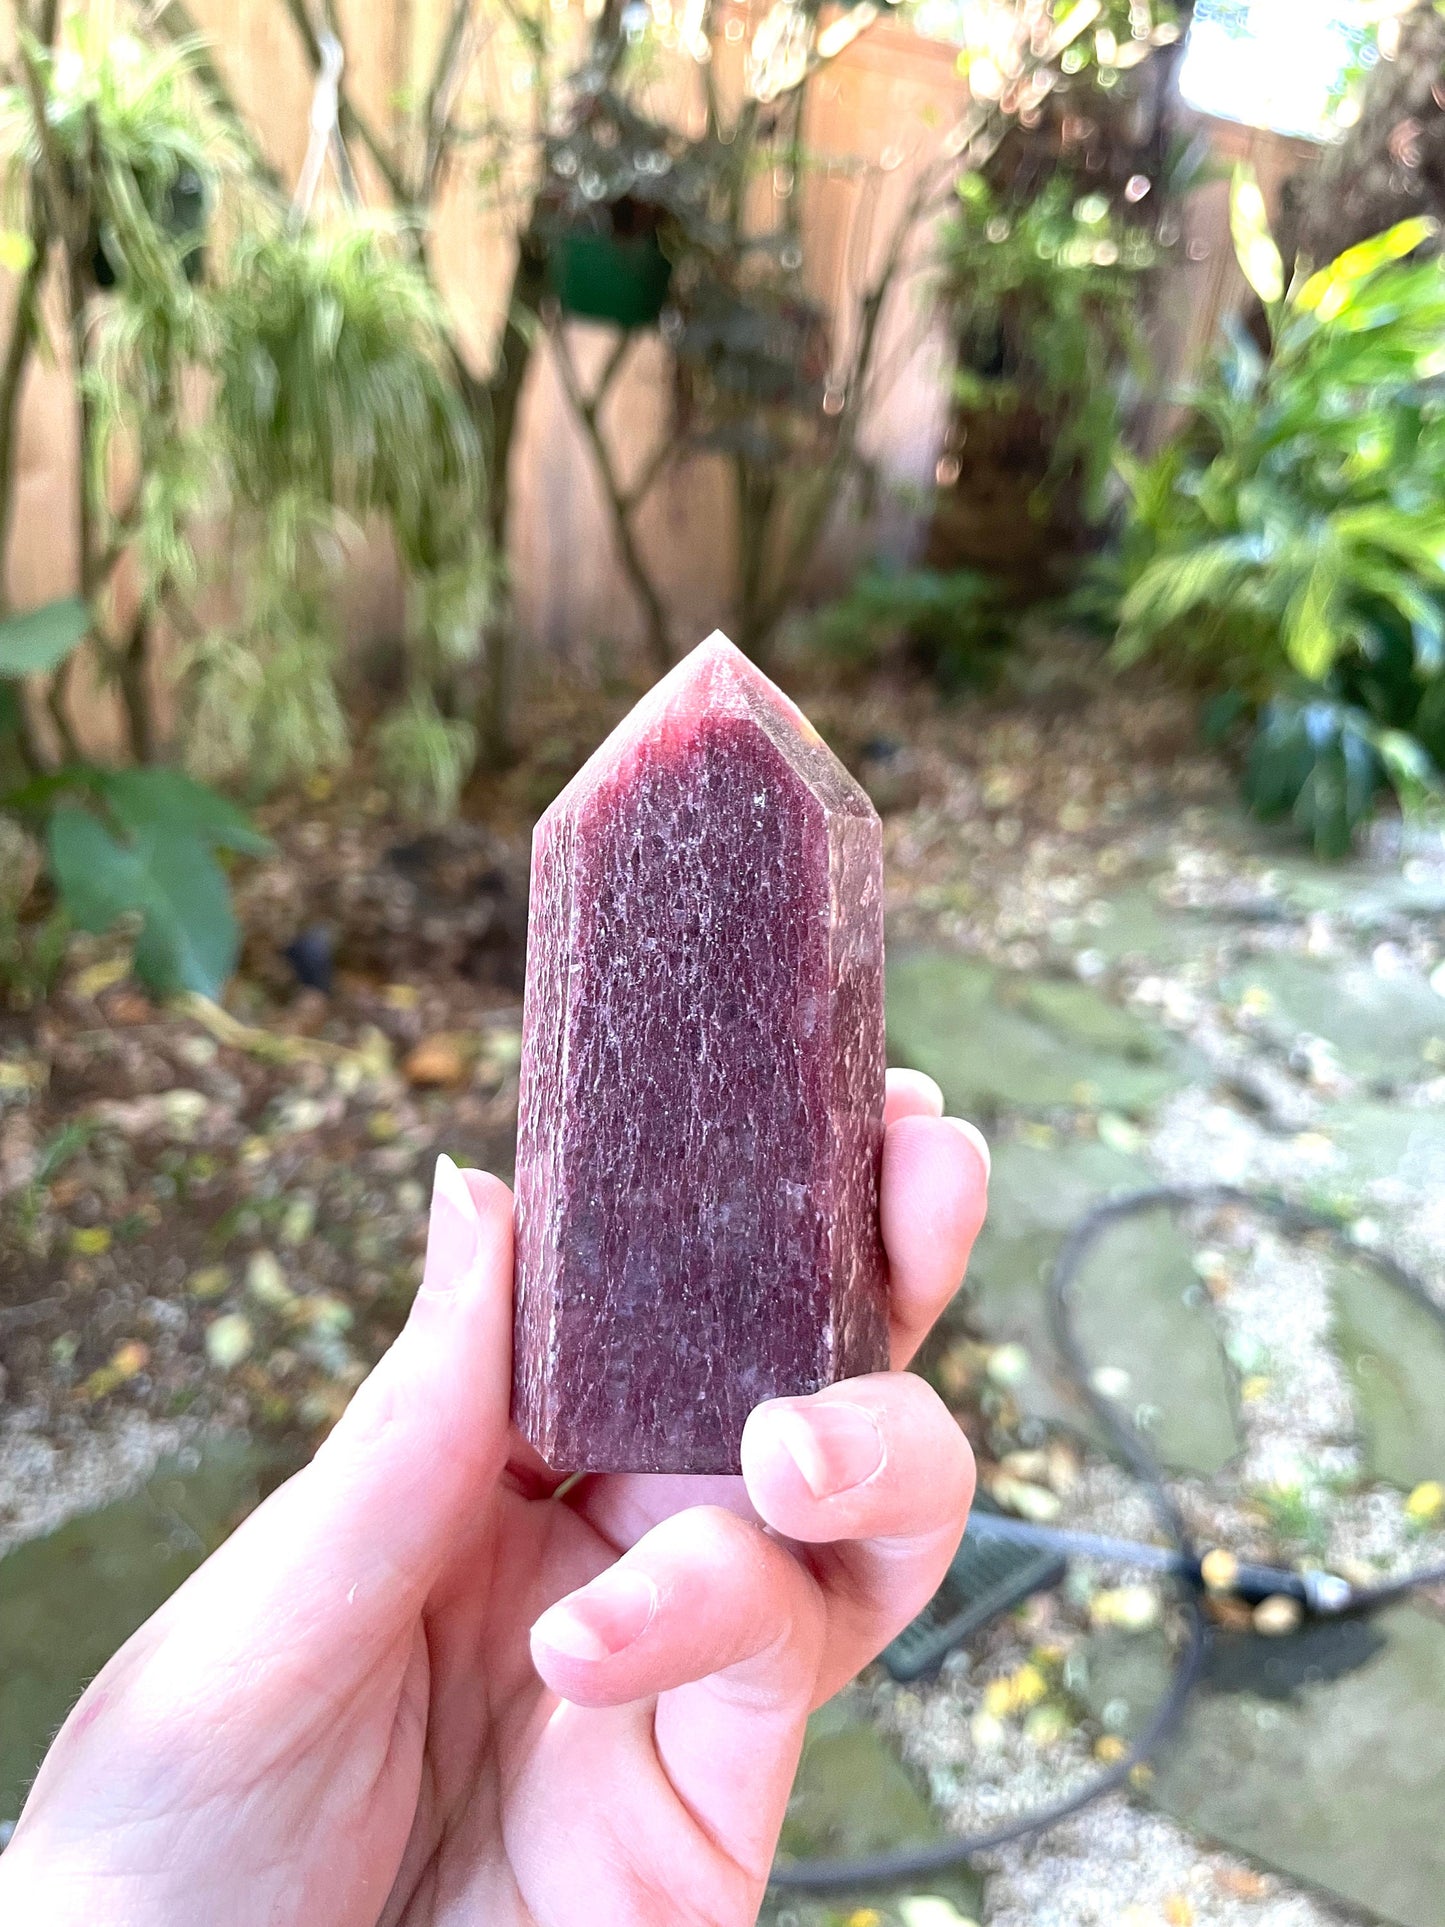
[149,0,286,197]
[421,0,479,204]
[0,213,49,603]
[550,321,672,672]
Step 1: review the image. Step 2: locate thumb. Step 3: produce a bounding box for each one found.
[129,1158,515,1698]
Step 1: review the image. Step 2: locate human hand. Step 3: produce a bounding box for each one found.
[0,1069,986,1927]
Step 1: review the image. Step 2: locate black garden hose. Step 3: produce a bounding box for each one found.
[769,1184,1445,1894]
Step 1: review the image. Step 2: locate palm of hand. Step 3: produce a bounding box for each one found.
[1,1079,985,1927]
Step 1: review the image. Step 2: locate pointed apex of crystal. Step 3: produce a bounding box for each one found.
[546,630,875,834]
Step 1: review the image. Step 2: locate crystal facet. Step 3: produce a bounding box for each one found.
[512,631,889,1474]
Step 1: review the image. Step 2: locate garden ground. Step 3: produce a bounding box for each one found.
[4,637,1445,1926]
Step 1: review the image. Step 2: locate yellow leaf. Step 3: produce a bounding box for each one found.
[70,956,130,1000]
[71,1226,112,1255]
[1230,167,1284,306]
[983,1676,1015,1718]
[1407,1480,1445,1522]
[1297,215,1439,319]
[1284,561,1339,682]
[1011,1662,1048,1708]
[0,231,34,275]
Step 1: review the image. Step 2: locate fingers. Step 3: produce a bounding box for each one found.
[531,1505,821,1708]
[884,1066,944,1125]
[740,1372,975,1698]
[532,1504,825,1883]
[122,1160,516,1708]
[882,1111,989,1369]
[301,1156,517,1581]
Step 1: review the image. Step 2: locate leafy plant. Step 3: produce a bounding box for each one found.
[0,23,237,766]
[1110,172,1445,848]
[200,214,489,814]
[937,172,1157,524]
[1245,691,1433,859]
[808,566,1014,691]
[0,605,267,999]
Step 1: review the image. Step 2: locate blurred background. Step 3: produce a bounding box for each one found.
[2,1,1445,1922]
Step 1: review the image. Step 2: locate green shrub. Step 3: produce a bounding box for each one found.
[1,602,268,1000]
[937,174,1156,522]
[1111,172,1445,849]
[808,566,1013,691]
[202,216,489,812]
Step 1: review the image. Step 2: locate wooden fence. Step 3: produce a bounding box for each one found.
[0,2,1318,744]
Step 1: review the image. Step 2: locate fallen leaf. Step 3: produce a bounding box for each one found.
[985,1342,1030,1387]
[1406,1480,1445,1523]
[1024,1702,1070,1746]
[1089,1585,1161,1633]
[247,1250,296,1313]
[188,1265,230,1300]
[206,1313,254,1371]
[1214,1868,1270,1900]
[988,1475,1061,1523]
[899,1898,978,1927]
[1252,1594,1302,1637]
[70,957,130,1001]
[404,1033,473,1089]
[105,990,154,1026]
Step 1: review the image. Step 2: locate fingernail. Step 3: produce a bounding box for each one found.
[947,1117,991,1181]
[893,1069,944,1116]
[772,1402,884,1498]
[420,1153,478,1297]
[532,1568,658,1662]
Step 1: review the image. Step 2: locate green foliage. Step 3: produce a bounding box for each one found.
[6,27,240,637]
[199,215,489,815]
[375,689,478,828]
[2,27,490,828]
[0,600,90,676]
[1110,176,1445,849]
[2,24,220,282]
[937,173,1155,520]
[3,763,267,1002]
[0,623,265,1001]
[1246,693,1388,859]
[808,566,1013,690]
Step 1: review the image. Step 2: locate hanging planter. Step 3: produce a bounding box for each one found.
[548,228,672,329]
[92,165,209,290]
[546,195,673,330]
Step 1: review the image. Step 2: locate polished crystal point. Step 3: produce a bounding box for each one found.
[512,631,888,1474]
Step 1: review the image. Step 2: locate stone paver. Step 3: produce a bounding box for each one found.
[1089,1607,1445,1927]
[966,1139,1241,1476]
[0,1440,272,1822]
[887,951,1197,1119]
[1221,955,1445,1089]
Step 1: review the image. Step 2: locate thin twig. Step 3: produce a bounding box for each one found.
[620,431,676,516]
[147,0,286,197]
[421,0,478,203]
[550,321,672,672]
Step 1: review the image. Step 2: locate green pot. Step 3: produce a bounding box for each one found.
[549,230,672,329]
